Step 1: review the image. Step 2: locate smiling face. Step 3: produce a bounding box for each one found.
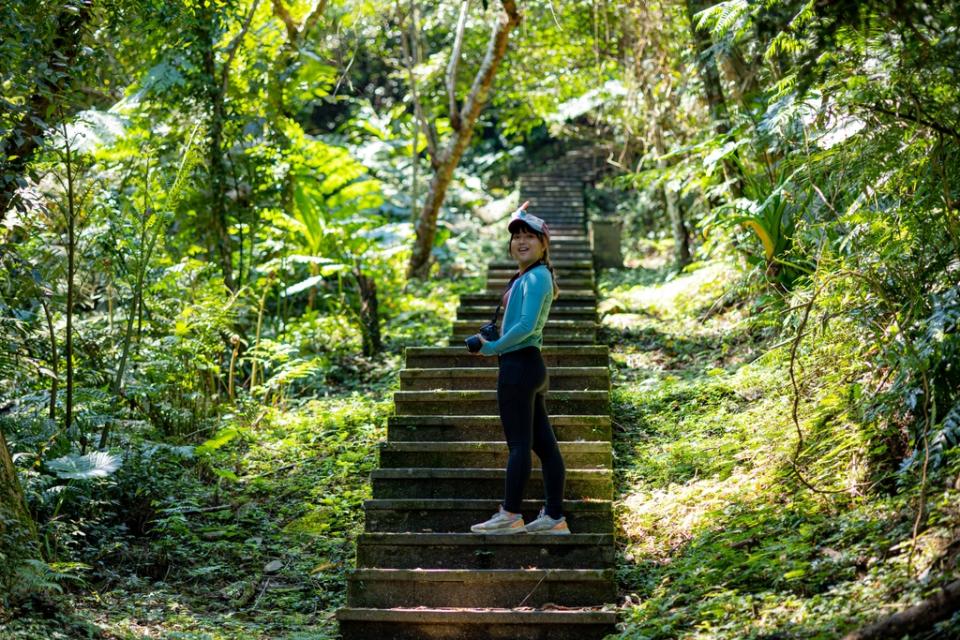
[509,227,546,270]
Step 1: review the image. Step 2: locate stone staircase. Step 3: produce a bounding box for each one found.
[337,150,617,639]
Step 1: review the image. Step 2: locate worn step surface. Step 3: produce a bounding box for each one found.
[337,608,616,640]
[451,320,599,343]
[371,467,613,501]
[363,498,612,533]
[379,441,611,468]
[457,305,597,321]
[348,568,616,607]
[400,366,609,391]
[356,532,615,569]
[404,345,609,368]
[393,390,610,415]
[387,414,612,442]
[460,291,596,306]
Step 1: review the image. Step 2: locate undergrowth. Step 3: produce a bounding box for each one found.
[603,245,960,640]
[0,278,475,639]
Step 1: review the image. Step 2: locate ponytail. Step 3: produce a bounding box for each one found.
[541,247,560,298]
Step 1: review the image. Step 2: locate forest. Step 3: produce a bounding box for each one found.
[1,0,959,638]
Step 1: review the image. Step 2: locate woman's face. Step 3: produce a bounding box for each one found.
[510,228,545,269]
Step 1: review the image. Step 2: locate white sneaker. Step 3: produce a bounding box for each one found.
[470,506,525,534]
[524,508,571,535]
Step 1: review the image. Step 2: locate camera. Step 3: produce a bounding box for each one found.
[465,322,500,353]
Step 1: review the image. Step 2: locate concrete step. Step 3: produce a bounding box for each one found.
[378,441,611,469]
[457,305,597,322]
[363,498,613,533]
[387,415,611,442]
[508,250,591,260]
[337,607,616,640]
[452,319,598,339]
[453,334,595,346]
[521,188,584,195]
[393,390,609,415]
[460,291,596,306]
[486,259,592,270]
[486,277,594,289]
[540,240,592,249]
[526,203,585,211]
[488,250,593,262]
[399,366,609,391]
[355,532,615,569]
[347,568,616,608]
[404,346,609,368]
[371,467,612,501]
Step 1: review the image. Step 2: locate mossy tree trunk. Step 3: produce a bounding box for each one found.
[0,429,39,606]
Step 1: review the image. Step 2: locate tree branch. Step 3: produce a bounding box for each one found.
[399,2,440,165]
[272,0,299,41]
[860,102,960,141]
[458,0,521,133]
[272,0,328,48]
[221,0,264,95]
[446,0,470,132]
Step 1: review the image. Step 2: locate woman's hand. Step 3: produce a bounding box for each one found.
[471,335,491,356]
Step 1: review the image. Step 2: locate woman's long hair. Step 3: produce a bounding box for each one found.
[508,222,560,298]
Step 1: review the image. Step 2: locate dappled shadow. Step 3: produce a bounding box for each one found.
[615,489,923,640]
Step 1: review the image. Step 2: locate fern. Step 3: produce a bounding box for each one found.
[929,403,960,470]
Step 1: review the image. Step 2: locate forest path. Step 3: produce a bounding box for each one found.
[336,148,619,638]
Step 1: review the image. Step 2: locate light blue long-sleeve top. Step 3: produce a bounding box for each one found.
[480,264,554,356]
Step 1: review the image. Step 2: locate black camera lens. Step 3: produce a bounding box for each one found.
[465,334,482,353]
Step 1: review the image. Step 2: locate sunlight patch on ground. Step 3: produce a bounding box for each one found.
[600,261,735,322]
[620,466,772,561]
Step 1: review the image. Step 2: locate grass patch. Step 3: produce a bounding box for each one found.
[604,250,960,639]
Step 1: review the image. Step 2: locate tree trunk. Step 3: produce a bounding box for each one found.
[842,578,960,640]
[685,0,744,198]
[0,1,92,222]
[0,429,39,604]
[41,299,58,421]
[407,0,521,279]
[354,268,382,357]
[202,12,235,291]
[62,124,79,450]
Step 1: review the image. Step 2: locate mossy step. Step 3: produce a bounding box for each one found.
[404,346,609,368]
[400,366,609,391]
[457,305,597,322]
[486,279,595,290]
[387,414,611,442]
[487,259,592,269]
[337,607,616,640]
[393,390,609,415]
[450,335,595,346]
[347,568,616,608]
[525,206,585,213]
[486,264,593,275]
[371,467,612,501]
[452,319,598,334]
[379,441,611,469]
[460,291,596,305]
[355,532,615,569]
[363,498,612,533]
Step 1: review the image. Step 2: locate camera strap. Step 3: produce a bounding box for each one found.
[490,260,545,326]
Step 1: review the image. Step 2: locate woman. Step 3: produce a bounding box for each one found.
[470,202,569,535]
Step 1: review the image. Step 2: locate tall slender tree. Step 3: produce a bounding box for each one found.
[405,0,521,279]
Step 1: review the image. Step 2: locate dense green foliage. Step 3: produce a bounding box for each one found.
[1,0,958,637]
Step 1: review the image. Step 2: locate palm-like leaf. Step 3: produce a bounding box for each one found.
[47,452,121,480]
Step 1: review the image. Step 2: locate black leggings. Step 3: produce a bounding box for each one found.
[497,347,565,519]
